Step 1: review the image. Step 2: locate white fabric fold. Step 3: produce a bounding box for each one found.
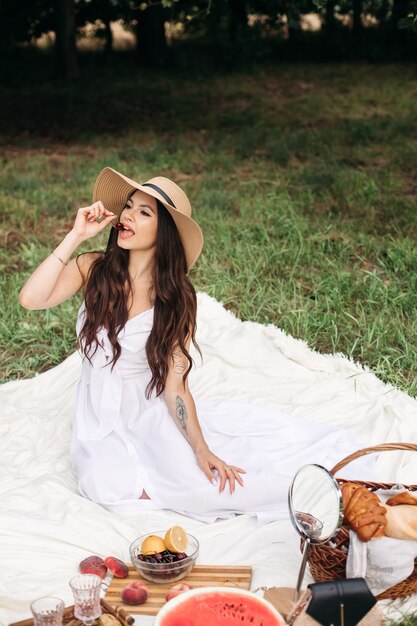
[347,529,417,596]
[346,529,368,578]
[81,328,123,440]
[74,303,155,441]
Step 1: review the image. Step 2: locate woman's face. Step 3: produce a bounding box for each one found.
[117,190,158,252]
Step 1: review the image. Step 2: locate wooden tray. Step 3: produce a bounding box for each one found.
[10,599,134,626]
[104,563,253,615]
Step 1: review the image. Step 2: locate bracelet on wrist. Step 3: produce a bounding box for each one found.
[51,251,68,267]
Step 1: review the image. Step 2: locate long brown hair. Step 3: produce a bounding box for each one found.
[76,198,202,399]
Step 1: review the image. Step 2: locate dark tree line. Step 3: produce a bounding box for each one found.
[1,0,416,80]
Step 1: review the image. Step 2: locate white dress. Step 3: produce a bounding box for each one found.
[71,302,373,523]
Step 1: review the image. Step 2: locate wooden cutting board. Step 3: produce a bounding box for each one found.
[104,563,252,615]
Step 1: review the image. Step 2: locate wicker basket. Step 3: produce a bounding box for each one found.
[307,443,417,600]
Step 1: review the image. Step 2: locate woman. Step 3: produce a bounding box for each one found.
[19,167,369,523]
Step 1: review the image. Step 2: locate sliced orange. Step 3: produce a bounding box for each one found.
[164,525,188,553]
[141,535,167,555]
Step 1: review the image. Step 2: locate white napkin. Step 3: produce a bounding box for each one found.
[346,485,417,595]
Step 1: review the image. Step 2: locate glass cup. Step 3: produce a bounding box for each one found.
[30,597,65,626]
[69,574,102,626]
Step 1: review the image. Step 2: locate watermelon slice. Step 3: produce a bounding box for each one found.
[156,587,284,626]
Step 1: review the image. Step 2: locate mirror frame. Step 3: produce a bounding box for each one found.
[288,463,344,544]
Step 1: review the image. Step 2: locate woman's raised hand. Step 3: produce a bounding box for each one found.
[72,201,117,241]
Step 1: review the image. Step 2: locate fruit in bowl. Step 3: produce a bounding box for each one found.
[130,526,199,584]
[154,586,285,626]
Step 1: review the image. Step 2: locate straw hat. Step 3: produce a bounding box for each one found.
[92,167,204,272]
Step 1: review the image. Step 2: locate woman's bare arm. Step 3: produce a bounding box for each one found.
[19,201,116,310]
[163,336,207,451]
[163,340,246,494]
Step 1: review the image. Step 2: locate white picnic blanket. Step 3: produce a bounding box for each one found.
[1,291,416,625]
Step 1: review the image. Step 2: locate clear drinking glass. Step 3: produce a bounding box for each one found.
[30,597,65,626]
[69,574,102,626]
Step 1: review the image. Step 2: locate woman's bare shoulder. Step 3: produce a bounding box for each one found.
[75,251,103,284]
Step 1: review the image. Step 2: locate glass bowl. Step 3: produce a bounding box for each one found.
[129,530,199,584]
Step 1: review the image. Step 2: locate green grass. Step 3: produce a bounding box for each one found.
[1,58,417,397]
[388,612,417,626]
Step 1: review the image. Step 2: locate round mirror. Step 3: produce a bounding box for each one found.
[288,463,343,544]
[288,464,344,598]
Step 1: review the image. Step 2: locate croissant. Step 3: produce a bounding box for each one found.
[383,490,417,540]
[341,483,387,542]
[383,504,417,540]
[386,491,417,507]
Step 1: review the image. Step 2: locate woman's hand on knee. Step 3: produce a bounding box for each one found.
[195,448,246,495]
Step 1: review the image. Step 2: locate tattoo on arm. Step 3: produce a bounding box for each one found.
[175,395,188,433]
[172,349,187,374]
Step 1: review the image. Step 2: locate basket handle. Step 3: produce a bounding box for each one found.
[330,442,417,475]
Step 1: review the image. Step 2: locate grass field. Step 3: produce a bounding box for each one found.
[1,58,416,397]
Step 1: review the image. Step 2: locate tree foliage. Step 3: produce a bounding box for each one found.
[1,0,416,76]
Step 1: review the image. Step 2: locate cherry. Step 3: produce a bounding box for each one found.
[115,222,124,230]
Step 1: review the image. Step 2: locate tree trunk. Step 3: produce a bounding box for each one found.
[391,0,409,43]
[206,0,223,42]
[352,0,363,38]
[392,0,409,25]
[103,15,113,58]
[324,0,336,35]
[282,0,300,56]
[228,0,248,41]
[55,0,78,80]
[352,0,363,51]
[135,3,168,68]
[376,0,390,27]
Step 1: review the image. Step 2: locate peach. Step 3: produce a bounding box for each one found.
[104,556,129,578]
[165,583,192,602]
[79,555,108,579]
[130,582,149,591]
[121,583,149,605]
